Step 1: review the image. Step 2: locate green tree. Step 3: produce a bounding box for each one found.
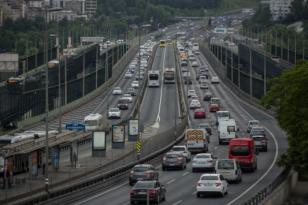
[261,61,308,174]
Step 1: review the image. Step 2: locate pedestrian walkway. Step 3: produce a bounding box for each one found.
[0,141,136,203]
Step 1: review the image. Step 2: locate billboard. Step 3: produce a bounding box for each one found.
[112,125,125,143]
[93,131,106,150]
[129,119,138,136]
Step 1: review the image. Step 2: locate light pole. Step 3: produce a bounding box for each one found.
[44,6,49,197]
[49,34,62,133]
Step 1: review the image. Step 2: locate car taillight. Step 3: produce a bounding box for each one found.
[130,190,137,195]
[148,189,157,195]
[208,160,213,163]
[163,157,166,161]
[216,182,222,187]
[197,182,202,187]
[261,139,267,144]
[145,171,152,177]
[130,171,134,175]
[177,157,183,161]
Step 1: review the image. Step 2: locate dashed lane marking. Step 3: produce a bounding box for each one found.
[166,179,176,185]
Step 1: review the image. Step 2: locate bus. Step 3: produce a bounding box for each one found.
[148,70,160,87]
[84,113,103,131]
[163,67,176,84]
[159,40,166,48]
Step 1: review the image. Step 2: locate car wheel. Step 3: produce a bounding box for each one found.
[130,200,135,205]
[192,168,196,173]
[129,181,134,186]
[156,195,160,204]
[196,192,201,198]
[219,140,222,145]
[220,192,225,197]
[264,147,268,152]
[162,166,166,171]
[225,190,228,195]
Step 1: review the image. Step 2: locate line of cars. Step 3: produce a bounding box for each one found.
[108,40,156,120]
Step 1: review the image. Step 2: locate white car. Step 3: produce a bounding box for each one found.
[247,120,260,133]
[191,60,199,67]
[122,93,133,103]
[112,87,122,95]
[196,174,228,198]
[108,107,121,119]
[131,81,139,88]
[215,159,242,183]
[200,83,209,89]
[190,99,201,109]
[192,153,216,172]
[211,76,219,84]
[187,89,196,98]
[170,145,191,162]
[125,72,133,79]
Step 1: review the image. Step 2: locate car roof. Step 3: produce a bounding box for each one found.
[201,173,220,177]
[196,153,211,157]
[134,164,152,168]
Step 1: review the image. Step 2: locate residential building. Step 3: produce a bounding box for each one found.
[270,0,294,21]
[85,0,96,17]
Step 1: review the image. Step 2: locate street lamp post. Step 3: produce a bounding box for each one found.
[44,6,49,197]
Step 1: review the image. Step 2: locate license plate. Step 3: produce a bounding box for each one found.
[139,192,147,195]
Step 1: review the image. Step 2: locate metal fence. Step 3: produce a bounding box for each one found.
[0,44,128,128]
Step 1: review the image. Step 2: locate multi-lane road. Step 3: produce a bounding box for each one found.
[73,39,287,205]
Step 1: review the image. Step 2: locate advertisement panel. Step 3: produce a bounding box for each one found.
[112,125,125,143]
[129,119,138,136]
[93,131,106,150]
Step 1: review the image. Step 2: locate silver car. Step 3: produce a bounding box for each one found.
[192,153,216,172]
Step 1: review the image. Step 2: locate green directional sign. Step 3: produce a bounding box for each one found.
[135,139,142,153]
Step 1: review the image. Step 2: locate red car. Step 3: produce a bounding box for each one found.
[194,108,206,118]
[209,103,220,112]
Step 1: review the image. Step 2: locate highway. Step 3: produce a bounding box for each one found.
[74,41,288,205]
[140,44,180,136]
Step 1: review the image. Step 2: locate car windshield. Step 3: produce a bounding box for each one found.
[134,181,155,189]
[133,166,151,172]
[172,147,185,151]
[230,146,250,156]
[251,130,265,136]
[217,160,234,169]
[217,112,229,118]
[196,154,210,159]
[200,176,218,180]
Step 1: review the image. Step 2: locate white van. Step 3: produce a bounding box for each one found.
[216,110,230,125]
[218,119,237,144]
[215,159,242,183]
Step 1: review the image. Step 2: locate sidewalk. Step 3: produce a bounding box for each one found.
[0,141,136,203]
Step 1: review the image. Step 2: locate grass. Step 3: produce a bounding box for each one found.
[206,0,259,16]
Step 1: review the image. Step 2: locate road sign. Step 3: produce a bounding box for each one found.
[65,122,85,131]
[135,139,142,153]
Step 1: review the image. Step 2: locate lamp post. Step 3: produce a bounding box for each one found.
[49,34,62,133]
[44,6,49,198]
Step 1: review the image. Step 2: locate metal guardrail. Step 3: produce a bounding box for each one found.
[242,168,291,205]
[11,117,188,205]
[199,41,290,205]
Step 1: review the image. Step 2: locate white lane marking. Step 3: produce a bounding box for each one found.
[155,48,166,124]
[226,126,279,205]
[201,52,280,205]
[182,171,190,177]
[192,191,197,195]
[155,164,162,169]
[74,182,127,205]
[166,179,176,185]
[172,200,183,205]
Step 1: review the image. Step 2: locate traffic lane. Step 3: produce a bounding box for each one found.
[197,53,285,203]
[159,45,180,132]
[80,164,190,205]
[140,47,166,127]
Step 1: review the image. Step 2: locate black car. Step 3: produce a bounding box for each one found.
[129,164,159,186]
[130,181,166,204]
[117,98,129,110]
[203,91,212,101]
[198,122,212,139]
